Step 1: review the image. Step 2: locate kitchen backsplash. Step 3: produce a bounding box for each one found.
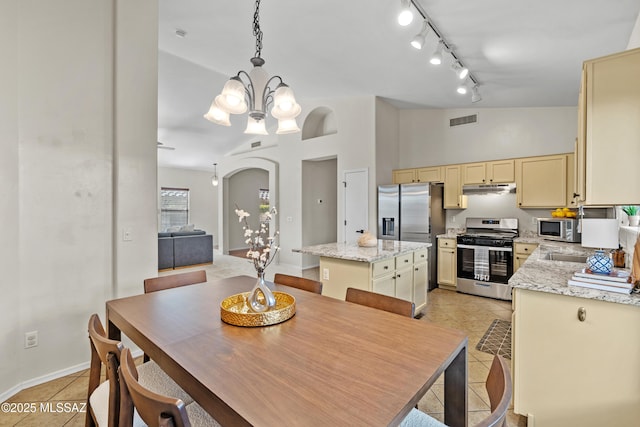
[445,193,611,233]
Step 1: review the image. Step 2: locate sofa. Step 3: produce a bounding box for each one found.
[158,230,213,270]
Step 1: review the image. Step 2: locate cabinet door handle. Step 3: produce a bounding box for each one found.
[578,307,586,322]
[404,259,409,263]
[383,266,389,270]
[415,267,419,271]
[396,274,401,278]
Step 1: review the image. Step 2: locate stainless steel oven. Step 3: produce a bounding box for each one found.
[456,218,518,301]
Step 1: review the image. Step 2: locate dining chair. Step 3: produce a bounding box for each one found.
[273,273,323,294]
[86,314,194,427]
[119,347,221,427]
[143,270,207,293]
[399,355,512,427]
[345,287,415,318]
[142,270,208,362]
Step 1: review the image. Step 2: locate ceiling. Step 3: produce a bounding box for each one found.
[157,0,640,171]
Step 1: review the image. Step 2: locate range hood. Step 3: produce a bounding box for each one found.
[462,183,516,195]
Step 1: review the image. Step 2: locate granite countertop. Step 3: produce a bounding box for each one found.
[509,241,639,307]
[293,241,432,263]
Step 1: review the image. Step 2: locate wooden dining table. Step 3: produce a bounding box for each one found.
[106,275,468,427]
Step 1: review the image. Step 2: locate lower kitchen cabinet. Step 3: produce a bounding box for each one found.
[437,237,457,290]
[513,242,539,272]
[513,288,640,426]
[320,248,428,314]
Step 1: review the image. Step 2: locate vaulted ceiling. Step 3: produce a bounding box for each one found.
[157,0,640,170]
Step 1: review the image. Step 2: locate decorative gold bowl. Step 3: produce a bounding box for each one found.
[220,291,296,327]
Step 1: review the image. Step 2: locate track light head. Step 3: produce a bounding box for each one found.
[429,41,444,65]
[398,0,414,26]
[450,61,469,80]
[471,85,482,103]
[410,20,430,49]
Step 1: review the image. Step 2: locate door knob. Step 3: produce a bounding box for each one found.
[355,229,365,234]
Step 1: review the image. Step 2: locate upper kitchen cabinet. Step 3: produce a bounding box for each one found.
[392,166,443,184]
[516,154,569,208]
[577,47,640,205]
[443,165,467,209]
[462,160,515,185]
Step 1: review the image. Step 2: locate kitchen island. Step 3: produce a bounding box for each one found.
[509,242,640,427]
[294,241,431,313]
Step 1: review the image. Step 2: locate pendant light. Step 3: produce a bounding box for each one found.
[204,0,301,135]
[211,163,219,187]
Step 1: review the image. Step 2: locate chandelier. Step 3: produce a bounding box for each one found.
[204,0,301,135]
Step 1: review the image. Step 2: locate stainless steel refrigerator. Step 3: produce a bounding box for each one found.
[377,183,446,290]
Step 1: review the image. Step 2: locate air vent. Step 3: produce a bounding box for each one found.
[449,114,477,127]
[251,141,262,148]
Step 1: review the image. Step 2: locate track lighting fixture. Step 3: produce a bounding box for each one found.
[457,82,468,95]
[471,85,482,103]
[211,163,219,187]
[429,41,444,65]
[398,0,414,26]
[451,61,469,80]
[398,0,481,102]
[410,20,430,49]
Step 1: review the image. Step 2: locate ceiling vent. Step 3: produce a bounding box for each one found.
[449,114,477,127]
[251,141,262,149]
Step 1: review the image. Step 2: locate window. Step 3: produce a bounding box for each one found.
[160,188,189,231]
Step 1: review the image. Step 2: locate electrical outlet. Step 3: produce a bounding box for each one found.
[25,331,38,349]
[323,268,330,280]
[452,215,456,223]
[123,228,132,241]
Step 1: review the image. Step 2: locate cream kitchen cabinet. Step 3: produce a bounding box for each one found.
[513,288,640,426]
[513,242,538,272]
[392,166,443,184]
[437,237,457,290]
[412,251,428,310]
[515,154,570,208]
[443,165,467,209]
[576,47,640,205]
[462,160,515,185]
[314,244,430,314]
[372,251,426,312]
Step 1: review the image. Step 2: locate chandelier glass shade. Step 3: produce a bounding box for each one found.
[203,0,301,135]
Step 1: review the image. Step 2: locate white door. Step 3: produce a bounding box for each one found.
[344,169,368,244]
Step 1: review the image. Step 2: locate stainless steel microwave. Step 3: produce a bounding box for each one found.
[537,218,581,242]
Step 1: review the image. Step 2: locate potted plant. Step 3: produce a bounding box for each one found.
[622,205,640,226]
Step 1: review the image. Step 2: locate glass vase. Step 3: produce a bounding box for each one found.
[248,270,277,313]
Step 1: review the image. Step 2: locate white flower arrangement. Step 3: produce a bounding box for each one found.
[235,205,280,273]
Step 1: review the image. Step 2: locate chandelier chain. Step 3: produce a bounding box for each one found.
[253,0,263,58]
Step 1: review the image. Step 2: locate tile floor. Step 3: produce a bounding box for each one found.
[1,252,526,426]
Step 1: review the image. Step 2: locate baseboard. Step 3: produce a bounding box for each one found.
[0,349,143,403]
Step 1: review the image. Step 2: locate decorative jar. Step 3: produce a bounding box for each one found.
[587,250,613,274]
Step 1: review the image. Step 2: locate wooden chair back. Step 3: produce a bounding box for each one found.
[345,287,415,318]
[119,348,191,427]
[475,355,512,427]
[273,273,323,294]
[87,313,124,427]
[144,270,207,293]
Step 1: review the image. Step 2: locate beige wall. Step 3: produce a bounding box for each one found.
[398,107,577,168]
[158,167,218,246]
[0,0,158,399]
[301,159,338,269]
[227,169,269,251]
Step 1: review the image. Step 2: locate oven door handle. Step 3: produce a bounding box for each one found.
[457,244,513,252]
